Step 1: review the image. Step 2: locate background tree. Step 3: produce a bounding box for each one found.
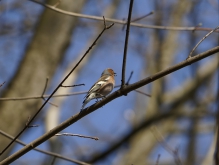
[0,0,218,165]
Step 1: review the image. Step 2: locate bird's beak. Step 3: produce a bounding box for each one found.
[114,73,117,76]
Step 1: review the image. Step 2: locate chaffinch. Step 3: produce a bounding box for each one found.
[81,68,116,110]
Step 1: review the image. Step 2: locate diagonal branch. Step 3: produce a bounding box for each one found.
[55,133,99,140]
[0,17,114,156]
[0,82,5,88]
[188,25,219,58]
[0,130,90,165]
[1,46,218,164]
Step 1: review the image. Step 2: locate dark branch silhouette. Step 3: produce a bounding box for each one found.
[0,130,91,165]
[0,17,114,156]
[121,0,134,87]
[1,46,218,164]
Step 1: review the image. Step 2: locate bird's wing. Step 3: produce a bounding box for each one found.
[85,75,109,97]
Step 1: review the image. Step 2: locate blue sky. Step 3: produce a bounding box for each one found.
[0,0,219,164]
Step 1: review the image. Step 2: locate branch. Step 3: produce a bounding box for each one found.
[26,116,39,128]
[1,46,218,164]
[41,77,58,107]
[0,130,91,165]
[55,133,99,140]
[0,17,114,156]
[121,0,134,87]
[0,91,87,101]
[61,83,85,88]
[28,0,219,32]
[188,25,219,58]
[128,11,153,23]
[0,82,5,88]
[122,11,153,30]
[0,87,150,101]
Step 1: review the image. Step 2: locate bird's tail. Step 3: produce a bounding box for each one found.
[81,97,89,111]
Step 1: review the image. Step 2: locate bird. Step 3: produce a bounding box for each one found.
[81,68,116,110]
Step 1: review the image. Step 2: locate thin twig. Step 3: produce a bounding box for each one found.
[61,83,85,88]
[126,71,133,85]
[188,25,219,58]
[1,46,218,164]
[122,11,153,30]
[131,11,153,22]
[121,0,134,88]
[0,17,114,156]
[0,91,87,101]
[40,78,58,107]
[135,89,151,97]
[0,130,91,165]
[0,81,5,88]
[28,0,219,32]
[26,116,39,128]
[125,71,151,97]
[55,133,99,140]
[46,101,58,107]
[42,77,49,96]
[0,88,151,101]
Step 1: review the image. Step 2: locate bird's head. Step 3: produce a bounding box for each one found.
[101,68,116,77]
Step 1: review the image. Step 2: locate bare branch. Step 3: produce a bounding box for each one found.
[121,0,134,88]
[0,81,5,88]
[41,77,49,96]
[26,116,39,128]
[28,0,219,32]
[40,78,58,107]
[125,71,151,97]
[188,25,219,58]
[61,83,85,88]
[0,91,87,101]
[0,130,91,165]
[130,11,153,23]
[126,71,134,85]
[1,46,218,164]
[122,11,154,30]
[0,17,114,156]
[55,133,99,140]
[135,89,151,97]
[0,88,151,101]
